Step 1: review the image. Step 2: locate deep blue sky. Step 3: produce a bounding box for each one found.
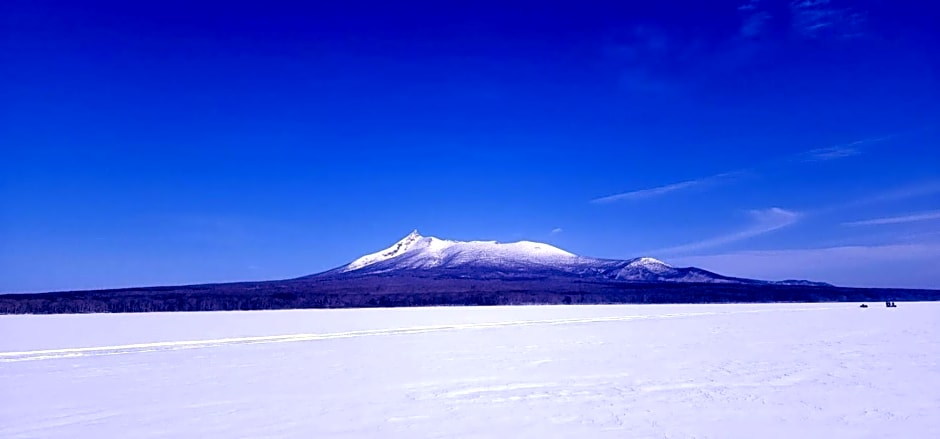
[2,0,939,292]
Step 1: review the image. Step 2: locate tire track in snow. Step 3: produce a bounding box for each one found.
[0,307,834,362]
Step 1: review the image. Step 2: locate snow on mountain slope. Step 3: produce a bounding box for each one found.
[345,230,427,271]
[342,230,577,273]
[320,230,788,284]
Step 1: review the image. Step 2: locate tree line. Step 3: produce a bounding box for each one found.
[2,277,937,314]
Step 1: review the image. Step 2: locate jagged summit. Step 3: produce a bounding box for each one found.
[345,230,427,271]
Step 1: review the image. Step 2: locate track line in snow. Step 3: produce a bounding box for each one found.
[0,306,834,362]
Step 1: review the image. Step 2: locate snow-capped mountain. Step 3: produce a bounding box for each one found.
[341,230,577,274]
[314,230,825,286]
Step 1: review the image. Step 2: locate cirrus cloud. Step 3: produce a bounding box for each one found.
[844,211,940,227]
[655,207,801,255]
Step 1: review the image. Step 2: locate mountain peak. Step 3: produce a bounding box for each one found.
[630,257,671,267]
[344,229,428,271]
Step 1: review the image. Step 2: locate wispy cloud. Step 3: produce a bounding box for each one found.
[860,182,940,204]
[593,134,890,204]
[550,227,564,235]
[736,0,869,40]
[820,181,940,214]
[801,135,891,162]
[591,172,740,204]
[790,0,866,39]
[738,0,761,11]
[655,181,940,261]
[803,145,862,161]
[844,211,940,227]
[860,181,940,205]
[611,0,877,99]
[655,207,801,255]
[650,181,939,256]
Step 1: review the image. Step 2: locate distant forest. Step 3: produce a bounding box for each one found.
[2,276,938,314]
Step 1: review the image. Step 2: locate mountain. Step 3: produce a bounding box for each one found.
[8,229,939,315]
[308,230,829,286]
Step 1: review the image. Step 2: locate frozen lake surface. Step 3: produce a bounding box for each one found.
[2,303,939,438]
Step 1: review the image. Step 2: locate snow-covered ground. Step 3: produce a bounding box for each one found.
[2,303,938,438]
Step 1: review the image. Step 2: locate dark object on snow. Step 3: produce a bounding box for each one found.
[860,304,868,308]
[885,301,897,307]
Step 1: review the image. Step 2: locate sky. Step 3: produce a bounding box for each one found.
[1,0,939,292]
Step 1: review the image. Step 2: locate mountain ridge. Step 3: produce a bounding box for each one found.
[308,230,830,287]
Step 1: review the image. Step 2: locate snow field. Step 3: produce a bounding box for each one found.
[1,303,938,438]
